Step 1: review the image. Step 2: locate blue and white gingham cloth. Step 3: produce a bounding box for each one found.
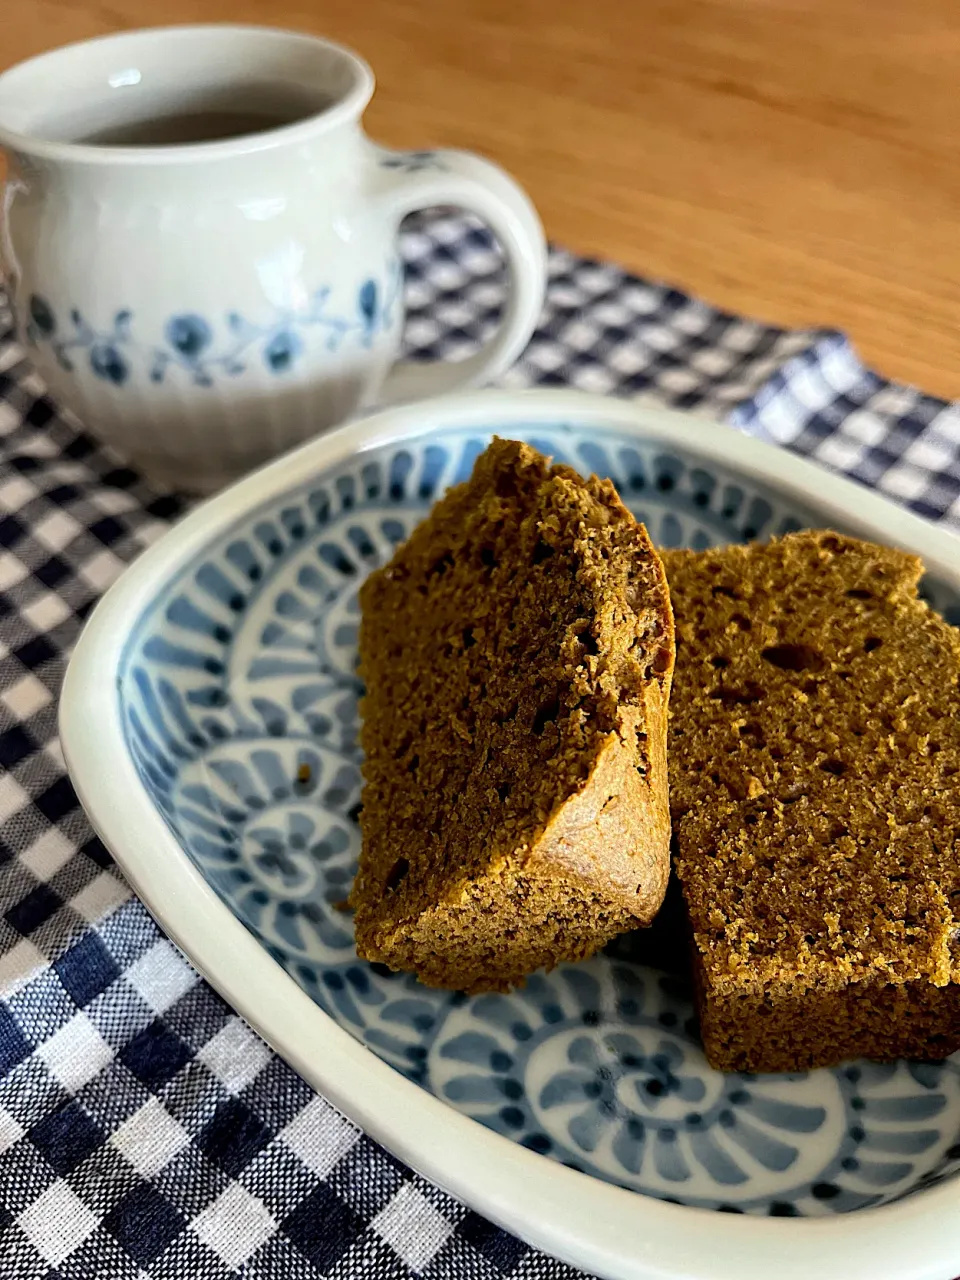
[2,212,960,1279]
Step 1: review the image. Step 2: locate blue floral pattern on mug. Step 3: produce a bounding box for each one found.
[117,426,960,1216]
[378,149,446,173]
[23,259,401,388]
[26,297,134,385]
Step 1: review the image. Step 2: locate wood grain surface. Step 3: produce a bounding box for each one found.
[4,0,960,396]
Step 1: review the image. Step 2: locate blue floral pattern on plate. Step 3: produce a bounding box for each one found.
[24,260,400,387]
[117,423,960,1215]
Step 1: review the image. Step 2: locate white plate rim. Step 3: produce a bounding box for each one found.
[59,388,960,1280]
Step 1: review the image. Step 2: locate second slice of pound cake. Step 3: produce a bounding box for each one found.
[350,439,675,992]
[663,531,960,1072]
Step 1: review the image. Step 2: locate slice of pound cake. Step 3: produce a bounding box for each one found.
[350,438,675,992]
[663,531,960,1073]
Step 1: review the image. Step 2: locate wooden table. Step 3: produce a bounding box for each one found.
[5,0,960,397]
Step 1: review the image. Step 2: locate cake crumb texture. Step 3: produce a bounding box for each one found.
[351,438,675,992]
[663,531,960,1072]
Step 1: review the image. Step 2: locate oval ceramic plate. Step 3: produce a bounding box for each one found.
[61,390,960,1280]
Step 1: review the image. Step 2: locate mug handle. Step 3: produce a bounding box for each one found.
[376,148,547,403]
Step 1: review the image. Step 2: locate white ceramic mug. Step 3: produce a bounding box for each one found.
[0,26,547,492]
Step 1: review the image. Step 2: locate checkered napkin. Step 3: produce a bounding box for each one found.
[2,212,960,1280]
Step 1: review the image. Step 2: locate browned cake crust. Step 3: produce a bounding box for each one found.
[663,531,960,1073]
[351,438,675,993]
